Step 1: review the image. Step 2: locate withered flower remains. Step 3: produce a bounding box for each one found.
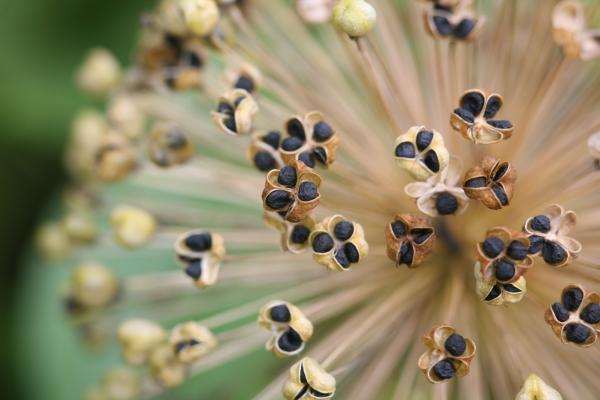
[463,156,516,209]
[258,300,313,357]
[385,214,436,268]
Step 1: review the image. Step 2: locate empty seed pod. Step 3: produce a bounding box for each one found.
[147,122,195,167]
[76,48,122,96]
[462,155,516,210]
[169,321,217,363]
[474,261,527,306]
[515,374,563,400]
[332,0,377,38]
[263,212,316,254]
[95,132,137,182]
[296,0,334,24]
[385,214,436,268]
[66,262,119,312]
[476,227,533,284]
[117,319,166,365]
[148,343,187,388]
[248,130,284,172]
[394,126,450,181]
[258,300,313,357]
[174,230,226,288]
[283,357,336,400]
[552,1,600,61]
[212,88,258,135]
[110,205,157,249]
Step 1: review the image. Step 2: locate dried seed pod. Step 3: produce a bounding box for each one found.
[332,0,376,38]
[544,284,599,347]
[308,215,369,271]
[385,214,436,268]
[96,368,141,400]
[147,122,195,167]
[107,95,147,140]
[35,222,72,261]
[283,357,336,400]
[423,1,484,41]
[65,109,108,179]
[62,210,98,244]
[417,325,476,383]
[148,343,187,388]
[169,321,217,363]
[476,227,533,284]
[95,132,137,182]
[76,48,121,96]
[66,263,119,312]
[589,132,600,168]
[258,300,313,357]
[263,212,315,253]
[462,156,516,210]
[261,161,322,223]
[117,319,166,365]
[180,0,220,37]
[296,0,334,24]
[552,1,600,61]
[162,39,205,91]
[515,374,563,400]
[110,205,157,249]
[394,126,450,181]
[450,89,514,144]
[212,88,258,135]
[226,63,261,94]
[174,230,226,288]
[474,261,526,306]
[523,204,582,267]
[248,131,284,172]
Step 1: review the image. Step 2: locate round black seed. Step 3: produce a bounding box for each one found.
[492,163,509,181]
[298,151,316,168]
[530,215,551,233]
[580,303,600,324]
[391,221,406,238]
[217,101,234,115]
[492,184,509,206]
[253,151,277,172]
[182,51,203,68]
[298,181,318,201]
[411,228,433,245]
[423,150,440,172]
[313,147,327,164]
[416,130,434,152]
[224,116,237,132]
[184,260,203,280]
[487,120,513,129]
[433,15,453,36]
[265,190,293,210]
[333,220,354,241]
[482,236,504,258]
[542,241,567,266]
[269,304,291,323]
[398,241,414,266]
[312,232,334,253]
[460,91,485,116]
[562,287,584,311]
[528,235,545,254]
[435,192,459,215]
[483,95,502,119]
[485,285,502,301]
[234,75,255,92]
[277,166,298,187]
[334,248,350,268]
[344,242,360,263]
[432,359,456,380]
[290,225,311,244]
[494,258,516,282]
[444,333,466,357]
[502,284,521,293]
[453,18,476,39]
[551,302,570,322]
[313,121,334,142]
[564,323,591,344]
[286,118,306,139]
[277,328,303,352]
[464,177,487,188]
[262,131,281,149]
[164,34,183,52]
[185,233,212,252]
[454,107,475,123]
[394,142,416,158]
[281,136,304,151]
[506,240,528,261]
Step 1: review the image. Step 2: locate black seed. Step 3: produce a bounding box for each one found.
[433,359,456,380]
[313,147,327,165]
[344,242,360,263]
[217,102,234,115]
[286,118,306,140]
[453,18,476,39]
[298,181,318,201]
[492,184,509,206]
[482,236,504,258]
[444,333,467,357]
[262,131,281,149]
[551,302,570,322]
[412,228,433,244]
[527,235,545,254]
[435,192,459,215]
[224,116,237,132]
[391,221,407,238]
[265,190,293,210]
[492,163,509,181]
[300,365,307,384]
[185,233,212,252]
[395,142,416,158]
[333,220,354,241]
[277,166,298,187]
[298,151,316,168]
[423,150,440,172]
[494,258,516,282]
[234,75,255,92]
[398,241,414,266]
[562,287,584,311]
[290,225,311,244]
[253,151,277,171]
[233,96,245,107]
[281,137,304,152]
[564,323,591,344]
[185,260,203,280]
[313,121,334,142]
[464,177,487,188]
[502,284,521,293]
[460,91,485,116]
[454,107,475,123]
[433,15,453,36]
[542,241,567,266]
[278,328,303,352]
[312,232,334,253]
[269,304,291,322]
[506,240,528,261]
[334,248,350,268]
[530,215,551,233]
[164,34,183,52]
[174,341,187,354]
[485,285,502,301]
[484,95,502,119]
[487,120,513,129]
[182,51,203,68]
[580,303,600,324]
[416,130,434,152]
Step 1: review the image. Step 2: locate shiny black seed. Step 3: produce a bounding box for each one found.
[224,116,237,132]
[262,131,281,149]
[564,323,591,344]
[460,91,485,116]
[278,328,303,352]
[313,121,333,142]
[335,248,350,268]
[334,221,354,241]
[423,150,440,172]
[507,240,528,261]
[492,163,509,181]
[530,215,551,233]
[313,147,327,164]
[253,151,277,171]
[562,287,584,311]
[312,232,334,253]
[412,228,433,244]
[182,51,202,68]
[580,303,600,324]
[453,18,476,39]
[485,285,502,301]
[444,333,466,356]
[265,190,293,210]
[551,302,570,322]
[395,142,416,158]
[298,181,318,201]
[433,15,453,36]
[482,236,504,258]
[270,304,291,322]
[281,137,304,151]
[542,241,567,265]
[416,130,434,151]
[277,166,298,187]
[494,258,516,282]
[398,241,414,266]
[185,233,212,251]
[503,284,521,293]
[290,225,311,244]
[487,120,513,129]
[286,118,306,140]
[527,235,545,254]
[433,359,456,380]
[298,151,316,168]
[492,184,509,206]
[344,242,360,263]
[484,95,502,119]
[234,75,255,92]
[217,102,234,115]
[464,177,487,188]
[391,221,407,238]
[435,192,459,215]
[185,260,203,280]
[454,107,475,123]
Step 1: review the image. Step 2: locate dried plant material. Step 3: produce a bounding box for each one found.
[309,215,369,271]
[163,39,205,90]
[91,368,141,400]
[476,227,533,285]
[418,325,476,383]
[248,131,284,172]
[180,0,220,37]
[118,319,166,365]
[423,0,484,41]
[587,131,600,164]
[264,212,315,254]
[148,122,195,167]
[552,1,600,61]
[474,261,527,305]
[174,230,225,288]
[394,125,450,181]
[62,210,98,244]
[35,222,72,261]
[462,156,516,210]
[226,63,262,94]
[385,214,436,268]
[296,0,334,24]
[333,0,376,38]
[95,131,137,182]
[65,263,119,312]
[169,321,217,363]
[515,374,563,400]
[258,301,313,357]
[283,357,335,400]
[76,48,121,96]
[107,96,147,140]
[65,110,108,179]
[212,88,258,135]
[110,205,157,249]
[149,343,187,388]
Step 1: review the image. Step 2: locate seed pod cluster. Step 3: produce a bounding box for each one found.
[309,215,369,271]
[552,0,600,61]
[65,263,120,313]
[117,319,167,365]
[264,212,316,254]
[282,357,336,400]
[385,214,436,268]
[248,131,284,172]
[394,126,450,181]
[422,0,483,41]
[110,205,157,249]
[174,230,226,288]
[474,261,526,306]
[462,156,516,210]
[212,88,258,135]
[147,122,195,167]
[258,301,313,357]
[417,325,476,383]
[169,321,218,363]
[545,284,599,347]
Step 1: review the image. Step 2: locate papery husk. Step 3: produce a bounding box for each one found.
[394,126,450,181]
[385,214,436,268]
[283,358,335,400]
[95,132,137,182]
[515,374,563,400]
[169,321,217,363]
[310,215,369,271]
[259,301,313,357]
[117,319,166,365]
[148,343,187,388]
[474,262,527,306]
[212,88,258,135]
[147,122,195,167]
